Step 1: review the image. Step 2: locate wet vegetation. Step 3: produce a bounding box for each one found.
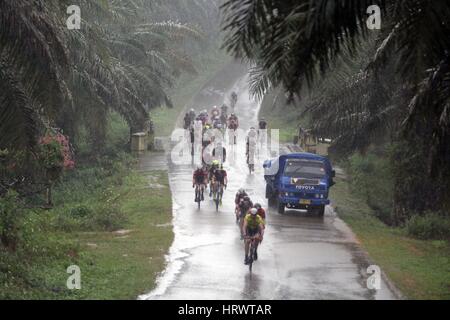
[222,0,450,230]
[0,0,221,298]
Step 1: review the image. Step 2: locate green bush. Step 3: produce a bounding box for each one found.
[84,203,127,231]
[54,202,127,232]
[0,191,25,251]
[345,149,394,224]
[406,213,450,240]
[69,205,92,218]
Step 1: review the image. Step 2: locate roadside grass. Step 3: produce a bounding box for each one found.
[0,162,173,299]
[66,171,173,299]
[330,176,450,299]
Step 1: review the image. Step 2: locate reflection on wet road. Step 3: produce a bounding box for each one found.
[139,69,397,300]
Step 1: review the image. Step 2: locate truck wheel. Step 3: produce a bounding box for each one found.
[317,205,325,217]
[268,197,276,207]
[265,185,272,199]
[278,202,285,214]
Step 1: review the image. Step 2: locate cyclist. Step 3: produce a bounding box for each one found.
[228,113,239,145]
[243,208,265,265]
[235,188,248,207]
[192,166,208,201]
[212,142,227,163]
[183,112,191,130]
[221,104,228,117]
[220,112,228,130]
[214,165,228,203]
[238,196,253,239]
[211,105,220,119]
[189,108,196,123]
[258,118,268,148]
[199,110,209,125]
[202,123,212,147]
[208,160,220,196]
[258,118,268,130]
[228,113,239,129]
[246,127,258,170]
[212,117,222,130]
[235,188,248,222]
[254,203,266,222]
[230,91,238,111]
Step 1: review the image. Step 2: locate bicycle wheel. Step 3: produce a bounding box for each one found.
[248,242,255,272]
[195,187,201,209]
[214,188,220,211]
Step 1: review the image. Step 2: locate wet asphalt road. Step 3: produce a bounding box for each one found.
[139,67,398,300]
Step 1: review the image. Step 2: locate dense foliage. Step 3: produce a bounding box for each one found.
[0,0,220,248]
[222,0,450,223]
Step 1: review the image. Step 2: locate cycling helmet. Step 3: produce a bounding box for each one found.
[238,188,245,194]
[212,159,220,166]
[254,203,262,209]
[250,208,258,215]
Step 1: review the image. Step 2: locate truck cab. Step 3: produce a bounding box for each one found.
[263,153,335,216]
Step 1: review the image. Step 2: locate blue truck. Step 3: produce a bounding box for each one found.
[263,153,335,216]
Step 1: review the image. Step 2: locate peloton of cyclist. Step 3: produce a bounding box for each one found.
[243,208,265,265]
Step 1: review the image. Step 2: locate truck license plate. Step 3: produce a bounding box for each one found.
[299,199,311,205]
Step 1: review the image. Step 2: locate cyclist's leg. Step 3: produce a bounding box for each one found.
[200,184,205,200]
[209,180,213,197]
[239,212,245,238]
[253,234,260,260]
[244,233,250,263]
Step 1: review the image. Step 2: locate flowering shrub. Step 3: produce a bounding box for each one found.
[39,133,75,171]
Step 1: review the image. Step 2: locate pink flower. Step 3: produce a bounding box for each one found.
[39,132,75,170]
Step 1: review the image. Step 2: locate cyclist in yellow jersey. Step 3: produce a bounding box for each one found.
[242,208,265,265]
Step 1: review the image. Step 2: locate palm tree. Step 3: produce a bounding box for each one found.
[0,0,69,150]
[221,0,450,221]
[1,0,205,154]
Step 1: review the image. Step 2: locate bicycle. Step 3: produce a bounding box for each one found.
[212,180,225,212]
[247,153,255,174]
[245,235,259,273]
[194,184,204,209]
